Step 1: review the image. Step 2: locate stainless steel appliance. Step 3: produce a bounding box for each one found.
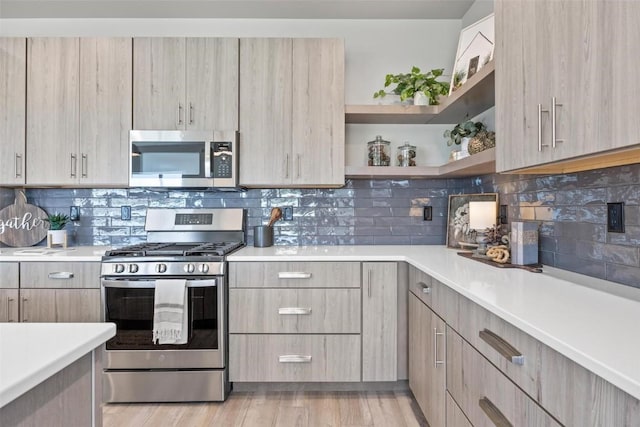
[129,130,238,188]
[101,208,245,403]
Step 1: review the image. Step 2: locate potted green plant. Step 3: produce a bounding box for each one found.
[373,66,450,105]
[444,120,487,147]
[44,212,70,247]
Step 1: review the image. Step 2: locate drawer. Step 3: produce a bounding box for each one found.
[0,262,19,288]
[229,334,361,382]
[229,262,361,288]
[20,262,101,289]
[446,328,561,427]
[229,288,360,333]
[408,265,458,323]
[446,391,472,427]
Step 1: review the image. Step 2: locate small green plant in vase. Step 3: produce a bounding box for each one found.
[373,66,450,105]
[44,212,70,247]
[44,212,70,230]
[444,120,487,146]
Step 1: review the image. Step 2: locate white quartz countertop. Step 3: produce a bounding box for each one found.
[0,246,108,261]
[0,322,115,408]
[228,245,640,400]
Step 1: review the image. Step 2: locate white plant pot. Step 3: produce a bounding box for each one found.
[413,92,430,105]
[47,230,67,247]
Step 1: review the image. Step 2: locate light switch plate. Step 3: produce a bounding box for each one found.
[69,206,80,221]
[121,206,132,221]
[283,206,293,221]
[607,202,624,233]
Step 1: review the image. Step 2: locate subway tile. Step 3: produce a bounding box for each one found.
[576,206,607,224]
[373,235,411,245]
[607,185,640,205]
[606,263,640,288]
[607,225,640,246]
[355,207,392,217]
[555,254,606,279]
[625,206,640,226]
[555,188,606,205]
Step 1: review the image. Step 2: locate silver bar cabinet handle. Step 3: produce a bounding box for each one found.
[434,327,445,367]
[479,328,525,365]
[7,297,15,322]
[285,154,290,179]
[278,355,312,363]
[15,153,22,178]
[278,307,312,315]
[48,272,74,280]
[418,281,431,294]
[278,272,312,279]
[479,397,513,427]
[70,153,77,178]
[81,153,88,178]
[537,104,549,152]
[22,297,28,322]
[177,103,183,126]
[189,102,194,125]
[551,96,564,148]
[367,269,372,297]
[296,154,301,179]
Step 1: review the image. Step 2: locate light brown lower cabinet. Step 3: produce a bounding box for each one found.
[408,292,445,427]
[0,289,19,322]
[19,289,101,322]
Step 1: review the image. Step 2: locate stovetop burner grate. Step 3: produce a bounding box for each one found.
[105,241,244,258]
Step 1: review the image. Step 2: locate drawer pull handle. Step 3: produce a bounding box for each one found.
[278,355,312,363]
[479,329,525,365]
[434,328,445,367]
[7,297,15,322]
[479,397,513,427]
[278,272,312,279]
[418,282,431,294]
[278,307,312,315]
[48,272,74,280]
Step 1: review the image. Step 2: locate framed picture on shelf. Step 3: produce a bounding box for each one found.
[449,13,495,94]
[446,192,498,249]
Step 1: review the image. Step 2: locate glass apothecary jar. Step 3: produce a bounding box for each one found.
[367,135,391,166]
[397,142,417,166]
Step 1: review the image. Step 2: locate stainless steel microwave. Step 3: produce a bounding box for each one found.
[129,130,238,188]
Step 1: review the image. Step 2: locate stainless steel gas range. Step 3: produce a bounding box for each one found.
[100,208,245,403]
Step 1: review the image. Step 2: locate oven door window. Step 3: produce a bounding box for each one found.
[105,286,218,350]
[131,141,206,179]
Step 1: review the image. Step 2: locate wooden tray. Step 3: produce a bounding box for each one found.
[457,252,543,273]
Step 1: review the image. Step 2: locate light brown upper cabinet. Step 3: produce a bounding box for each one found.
[239,38,345,188]
[496,0,640,174]
[27,37,132,186]
[133,38,239,131]
[0,38,26,186]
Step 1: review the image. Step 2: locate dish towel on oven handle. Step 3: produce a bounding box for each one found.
[152,279,188,345]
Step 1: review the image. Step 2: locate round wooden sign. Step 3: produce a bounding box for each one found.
[0,189,48,247]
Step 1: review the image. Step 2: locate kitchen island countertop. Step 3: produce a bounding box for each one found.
[0,245,108,261]
[228,245,640,401]
[0,322,115,408]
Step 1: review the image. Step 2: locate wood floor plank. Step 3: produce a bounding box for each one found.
[103,390,425,427]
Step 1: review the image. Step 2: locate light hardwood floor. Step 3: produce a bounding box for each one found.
[103,390,429,427]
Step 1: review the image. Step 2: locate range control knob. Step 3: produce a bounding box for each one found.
[128,264,139,273]
[184,263,196,273]
[198,264,210,273]
[114,264,125,274]
[156,263,167,273]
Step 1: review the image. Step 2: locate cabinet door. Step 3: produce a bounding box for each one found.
[0,289,19,322]
[0,38,26,185]
[239,38,292,186]
[362,262,397,381]
[291,38,344,187]
[20,289,101,322]
[133,37,186,130]
[186,38,238,130]
[79,37,132,186]
[408,293,446,427]
[27,37,79,185]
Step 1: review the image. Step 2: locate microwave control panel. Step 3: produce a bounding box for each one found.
[212,141,233,178]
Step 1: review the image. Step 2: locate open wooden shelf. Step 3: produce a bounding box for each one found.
[345,60,495,125]
[346,147,495,179]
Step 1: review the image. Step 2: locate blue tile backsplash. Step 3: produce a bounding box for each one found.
[1,163,638,288]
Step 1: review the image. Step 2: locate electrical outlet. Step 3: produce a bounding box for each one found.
[607,202,625,233]
[282,206,293,221]
[69,206,80,221]
[423,206,432,221]
[499,205,508,224]
[121,206,132,221]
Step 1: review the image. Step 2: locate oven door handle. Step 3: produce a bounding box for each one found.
[101,279,217,289]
